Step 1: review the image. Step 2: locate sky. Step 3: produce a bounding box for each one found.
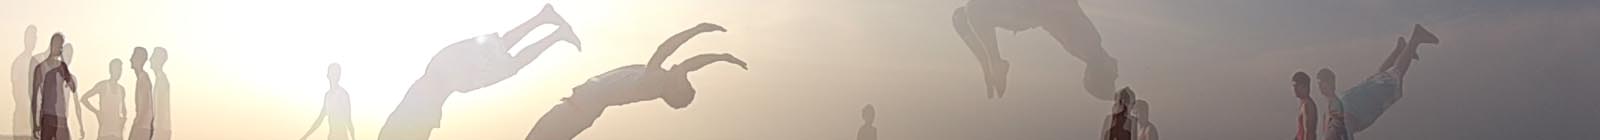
[2,0,1598,139]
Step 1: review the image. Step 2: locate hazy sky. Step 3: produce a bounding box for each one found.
[2,0,1598,139]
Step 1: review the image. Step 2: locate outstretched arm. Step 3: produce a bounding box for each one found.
[298,107,329,140]
[670,53,748,73]
[647,23,727,70]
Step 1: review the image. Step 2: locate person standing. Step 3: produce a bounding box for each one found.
[12,25,39,140]
[31,33,78,140]
[128,47,155,140]
[300,63,355,140]
[79,59,129,140]
[151,47,173,140]
[1291,72,1317,140]
[858,105,877,140]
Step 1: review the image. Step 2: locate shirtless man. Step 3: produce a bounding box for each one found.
[1102,87,1135,140]
[152,47,173,140]
[31,33,79,140]
[12,25,38,140]
[377,4,582,140]
[300,64,355,140]
[129,47,155,140]
[1317,69,1351,140]
[1133,100,1157,140]
[524,23,745,140]
[1291,72,1317,140]
[859,105,878,140]
[953,0,1118,99]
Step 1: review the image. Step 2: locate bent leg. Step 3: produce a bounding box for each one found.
[501,4,573,53]
[526,103,605,140]
[1042,7,1117,101]
[953,7,1005,98]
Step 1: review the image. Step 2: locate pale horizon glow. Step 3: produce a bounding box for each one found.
[2,0,1598,139]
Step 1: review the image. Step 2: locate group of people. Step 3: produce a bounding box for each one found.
[12,25,175,140]
[1100,88,1158,140]
[950,0,1158,139]
[356,4,750,140]
[1291,25,1439,140]
[8,0,1448,139]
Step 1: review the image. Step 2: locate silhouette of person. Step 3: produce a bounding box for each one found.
[377,4,582,140]
[524,23,744,140]
[1291,72,1317,140]
[128,47,155,140]
[32,33,79,140]
[1338,25,1438,133]
[952,0,1118,99]
[56,43,91,139]
[858,105,877,140]
[151,47,173,140]
[1317,69,1351,140]
[12,25,38,140]
[1133,100,1157,140]
[1101,87,1135,140]
[79,59,128,140]
[300,63,355,140]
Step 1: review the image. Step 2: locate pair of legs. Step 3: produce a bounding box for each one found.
[38,114,67,140]
[1340,25,1437,133]
[952,0,1118,99]
[450,4,582,92]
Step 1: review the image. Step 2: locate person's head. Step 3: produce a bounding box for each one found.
[107,59,123,79]
[151,47,168,69]
[62,43,74,63]
[131,47,148,69]
[1115,87,1136,109]
[659,72,697,109]
[23,25,36,51]
[49,33,65,57]
[862,105,876,123]
[327,63,342,83]
[1316,68,1337,97]
[1292,71,1311,98]
[1134,100,1150,118]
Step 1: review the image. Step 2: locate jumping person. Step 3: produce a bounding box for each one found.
[524,23,746,140]
[952,0,1118,99]
[377,4,582,140]
[1338,25,1438,133]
